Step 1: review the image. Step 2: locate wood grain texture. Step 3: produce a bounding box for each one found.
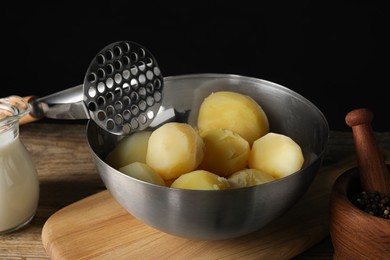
[332,108,390,259]
[2,122,390,259]
[0,122,105,259]
[41,156,358,260]
[346,108,390,197]
[330,169,390,260]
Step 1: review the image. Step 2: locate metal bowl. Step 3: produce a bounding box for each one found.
[86,73,329,240]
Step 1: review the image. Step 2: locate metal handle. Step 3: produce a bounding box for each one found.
[19,96,45,125]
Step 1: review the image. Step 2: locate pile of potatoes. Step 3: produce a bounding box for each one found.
[105,91,304,190]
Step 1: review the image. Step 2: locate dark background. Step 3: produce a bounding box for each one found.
[3,2,389,131]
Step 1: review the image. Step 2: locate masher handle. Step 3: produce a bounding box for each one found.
[346,108,390,196]
[19,96,44,125]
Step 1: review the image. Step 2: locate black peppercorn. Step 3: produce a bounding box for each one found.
[352,191,390,219]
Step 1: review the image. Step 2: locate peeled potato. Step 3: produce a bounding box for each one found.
[228,168,275,188]
[197,91,269,146]
[119,162,165,186]
[248,132,304,179]
[105,131,152,169]
[146,122,205,180]
[170,170,230,190]
[198,128,250,177]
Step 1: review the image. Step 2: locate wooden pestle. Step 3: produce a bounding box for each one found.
[345,108,390,197]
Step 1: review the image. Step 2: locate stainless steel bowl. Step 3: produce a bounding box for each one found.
[87,73,329,240]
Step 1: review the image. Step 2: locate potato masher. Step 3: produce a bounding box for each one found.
[21,40,164,135]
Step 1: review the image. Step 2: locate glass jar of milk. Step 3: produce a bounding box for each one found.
[0,96,39,234]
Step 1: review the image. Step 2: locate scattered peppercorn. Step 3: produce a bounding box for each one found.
[351,191,390,220]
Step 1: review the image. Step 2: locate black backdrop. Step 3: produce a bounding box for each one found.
[3,2,389,131]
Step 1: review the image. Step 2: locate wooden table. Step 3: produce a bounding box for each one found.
[1,122,390,259]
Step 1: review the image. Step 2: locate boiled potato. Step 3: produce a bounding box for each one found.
[146,122,205,180]
[248,132,304,179]
[197,91,269,146]
[105,131,152,169]
[119,162,165,186]
[198,128,250,177]
[228,168,275,188]
[170,170,230,190]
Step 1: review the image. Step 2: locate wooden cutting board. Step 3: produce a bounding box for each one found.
[41,157,358,260]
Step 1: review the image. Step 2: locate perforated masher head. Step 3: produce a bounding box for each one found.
[83,41,164,135]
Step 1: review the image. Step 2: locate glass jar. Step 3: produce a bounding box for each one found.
[0,96,39,234]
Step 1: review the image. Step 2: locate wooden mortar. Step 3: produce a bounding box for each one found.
[329,108,390,259]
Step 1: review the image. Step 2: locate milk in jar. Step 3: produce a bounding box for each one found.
[0,96,39,234]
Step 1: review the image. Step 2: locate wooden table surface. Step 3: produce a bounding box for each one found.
[1,122,390,259]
